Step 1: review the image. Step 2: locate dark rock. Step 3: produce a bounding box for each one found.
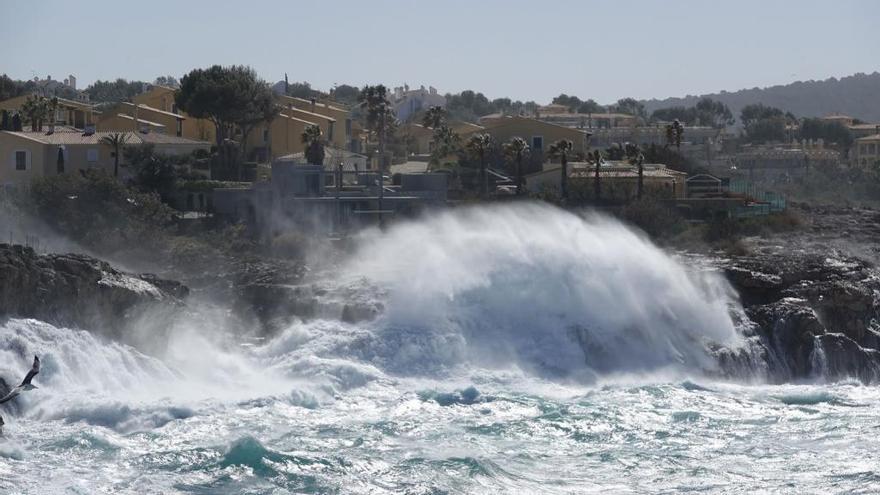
[748,298,825,378]
[813,333,880,383]
[0,244,187,335]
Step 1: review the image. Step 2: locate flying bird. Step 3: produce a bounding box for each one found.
[0,356,40,405]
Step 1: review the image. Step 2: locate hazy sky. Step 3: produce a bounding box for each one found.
[2,0,878,104]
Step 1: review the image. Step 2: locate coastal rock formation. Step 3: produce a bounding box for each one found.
[0,244,188,335]
[722,217,880,383]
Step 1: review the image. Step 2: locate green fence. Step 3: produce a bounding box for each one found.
[728,179,786,217]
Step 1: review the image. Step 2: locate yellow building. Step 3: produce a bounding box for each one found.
[132,85,215,142]
[0,130,210,188]
[400,121,486,155]
[525,161,688,200]
[246,113,320,161]
[97,102,185,137]
[465,116,591,155]
[854,134,880,167]
[96,113,167,134]
[280,95,354,150]
[0,95,97,129]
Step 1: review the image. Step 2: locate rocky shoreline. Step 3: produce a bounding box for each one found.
[1,204,878,384]
[717,205,880,382]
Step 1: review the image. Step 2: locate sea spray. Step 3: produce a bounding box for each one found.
[346,203,748,378]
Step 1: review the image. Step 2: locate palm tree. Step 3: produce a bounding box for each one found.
[301,124,325,165]
[100,132,129,177]
[430,124,460,166]
[587,149,603,202]
[466,133,492,198]
[357,85,393,174]
[665,119,684,150]
[503,137,530,196]
[421,105,446,129]
[358,85,395,228]
[21,94,50,132]
[548,139,573,201]
[625,143,645,200]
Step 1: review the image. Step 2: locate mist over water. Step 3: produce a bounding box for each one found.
[0,203,876,493]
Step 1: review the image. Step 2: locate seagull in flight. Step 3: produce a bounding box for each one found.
[0,356,40,405]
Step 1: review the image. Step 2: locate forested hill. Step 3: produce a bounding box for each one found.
[642,72,880,123]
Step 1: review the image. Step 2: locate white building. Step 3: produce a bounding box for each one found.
[389,84,447,122]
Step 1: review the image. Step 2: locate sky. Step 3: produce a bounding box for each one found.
[2,0,878,105]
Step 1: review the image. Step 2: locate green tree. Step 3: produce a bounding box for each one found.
[694,98,734,128]
[665,119,684,150]
[548,139,573,201]
[421,105,447,129]
[610,97,647,120]
[625,143,645,199]
[100,132,130,178]
[430,124,460,166]
[85,78,148,103]
[331,84,360,105]
[503,137,530,196]
[739,103,785,128]
[466,133,492,198]
[153,75,179,88]
[587,149,604,202]
[358,85,394,173]
[301,124,325,165]
[175,65,279,178]
[124,144,183,199]
[27,168,175,252]
[21,94,51,131]
[799,118,854,154]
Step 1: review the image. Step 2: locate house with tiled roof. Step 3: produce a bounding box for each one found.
[0,130,209,188]
[854,134,880,167]
[0,95,98,129]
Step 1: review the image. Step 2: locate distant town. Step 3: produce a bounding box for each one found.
[1,67,878,251]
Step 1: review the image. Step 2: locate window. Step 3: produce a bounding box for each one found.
[263,129,269,144]
[532,136,543,151]
[14,150,27,171]
[176,120,183,137]
[87,149,99,162]
[345,119,352,137]
[328,122,335,142]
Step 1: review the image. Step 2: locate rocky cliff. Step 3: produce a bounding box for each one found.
[719,206,880,382]
[0,244,188,336]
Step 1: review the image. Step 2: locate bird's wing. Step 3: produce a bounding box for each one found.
[0,388,20,404]
[19,356,39,387]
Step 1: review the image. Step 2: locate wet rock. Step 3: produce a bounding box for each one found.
[813,333,880,383]
[0,244,187,335]
[748,298,825,378]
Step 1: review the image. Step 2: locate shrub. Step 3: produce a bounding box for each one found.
[618,197,687,239]
[25,169,176,254]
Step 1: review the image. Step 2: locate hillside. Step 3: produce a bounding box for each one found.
[642,72,880,123]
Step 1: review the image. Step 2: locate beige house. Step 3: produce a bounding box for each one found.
[246,113,319,161]
[0,95,98,129]
[464,115,591,155]
[97,102,185,137]
[132,85,215,142]
[854,134,880,167]
[279,96,354,151]
[0,130,210,188]
[526,161,688,200]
